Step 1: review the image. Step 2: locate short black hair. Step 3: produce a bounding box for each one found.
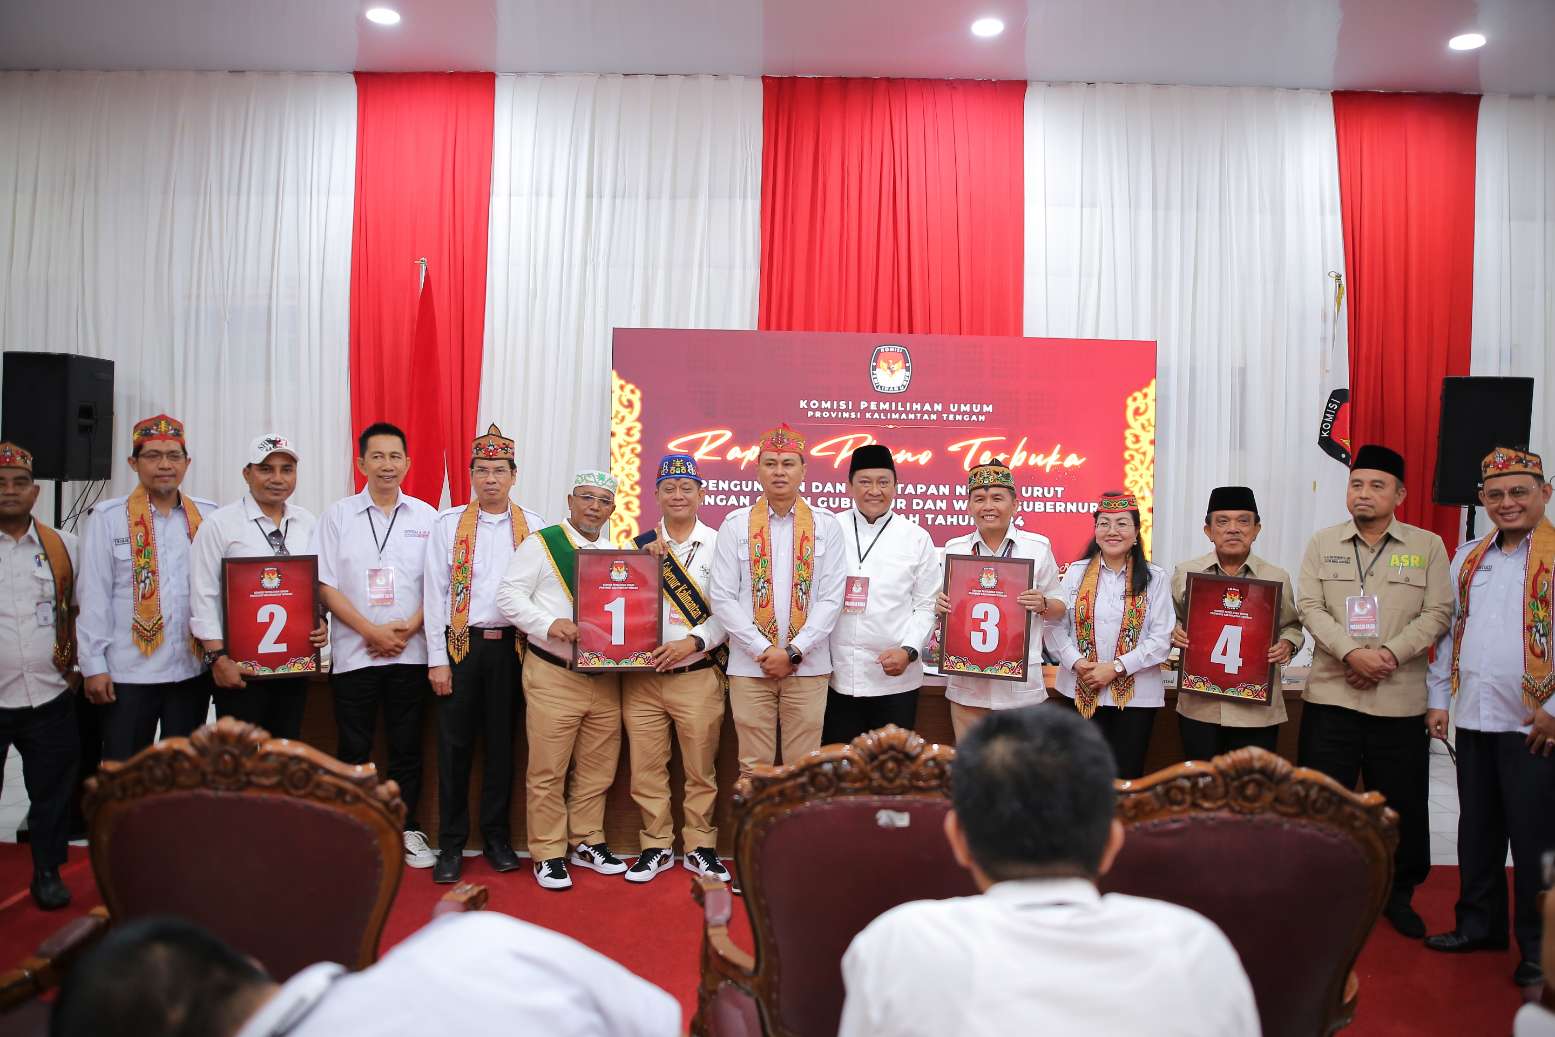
[51,917,272,1037]
[951,706,1117,880]
[357,422,407,457]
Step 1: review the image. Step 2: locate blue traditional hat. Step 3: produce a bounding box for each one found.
[656,453,703,485]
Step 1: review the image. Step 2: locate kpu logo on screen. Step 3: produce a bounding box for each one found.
[869,344,912,393]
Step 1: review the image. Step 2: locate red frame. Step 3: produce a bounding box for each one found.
[1178,572,1281,703]
[572,550,663,672]
[938,553,1035,682]
[220,555,320,679]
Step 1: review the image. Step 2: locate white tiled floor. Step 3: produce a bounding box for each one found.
[0,747,28,840]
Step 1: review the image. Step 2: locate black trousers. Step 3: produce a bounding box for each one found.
[437,632,520,853]
[331,663,428,829]
[1298,701,1430,897]
[214,677,309,741]
[101,672,213,761]
[68,695,103,838]
[1178,714,1280,761]
[1454,727,1555,962]
[0,691,79,870]
[1053,696,1159,779]
[822,686,921,745]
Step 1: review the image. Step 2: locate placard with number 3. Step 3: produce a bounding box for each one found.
[573,551,663,672]
[221,555,321,678]
[939,554,1035,682]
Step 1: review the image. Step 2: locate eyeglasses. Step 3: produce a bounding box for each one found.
[573,492,615,507]
[1482,485,1537,504]
[138,450,187,463]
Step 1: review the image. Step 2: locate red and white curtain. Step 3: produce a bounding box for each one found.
[1,71,1551,579]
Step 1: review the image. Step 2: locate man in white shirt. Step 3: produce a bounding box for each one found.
[824,444,939,744]
[709,423,847,775]
[51,911,681,1037]
[423,424,543,885]
[839,704,1260,1037]
[621,454,730,884]
[189,434,324,741]
[77,414,219,760]
[937,462,1064,741]
[497,471,630,890]
[311,422,439,868]
[1424,446,1555,990]
[0,442,80,910]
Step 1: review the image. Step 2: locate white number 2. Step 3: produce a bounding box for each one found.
[603,597,626,646]
[257,604,289,653]
[1210,625,1243,675]
[969,602,1001,653]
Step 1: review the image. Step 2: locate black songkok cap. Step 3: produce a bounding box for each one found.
[848,444,896,476]
[1206,486,1259,515]
[1350,444,1406,483]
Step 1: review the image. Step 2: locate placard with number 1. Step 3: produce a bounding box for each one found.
[573,550,662,672]
[221,555,321,678]
[938,554,1035,682]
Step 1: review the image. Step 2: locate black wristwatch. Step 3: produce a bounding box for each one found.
[902,646,920,663]
[785,644,803,666]
[689,634,706,652]
[202,647,228,666]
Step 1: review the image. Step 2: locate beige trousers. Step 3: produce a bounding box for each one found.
[521,654,621,860]
[728,673,829,775]
[622,667,725,850]
[949,701,993,743]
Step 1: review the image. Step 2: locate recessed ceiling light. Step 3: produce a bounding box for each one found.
[1447,32,1486,51]
[971,17,1005,38]
[365,7,401,26]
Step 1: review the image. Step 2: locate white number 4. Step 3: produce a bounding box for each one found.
[1210,625,1243,675]
[257,604,289,653]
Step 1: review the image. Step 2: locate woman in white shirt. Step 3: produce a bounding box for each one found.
[1045,491,1174,778]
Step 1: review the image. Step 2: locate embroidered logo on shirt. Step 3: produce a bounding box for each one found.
[1389,553,1424,568]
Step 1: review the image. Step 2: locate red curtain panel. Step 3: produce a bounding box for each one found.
[349,72,495,506]
[1333,91,1479,545]
[759,76,1026,335]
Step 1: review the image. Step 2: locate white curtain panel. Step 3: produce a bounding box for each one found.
[1023,81,1351,581]
[0,70,357,518]
[1472,94,1555,468]
[478,73,761,521]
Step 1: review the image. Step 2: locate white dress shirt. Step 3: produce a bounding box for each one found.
[76,492,219,683]
[1427,533,1555,732]
[311,489,438,675]
[235,912,680,1037]
[830,508,940,697]
[839,877,1260,1037]
[496,520,612,661]
[189,494,318,643]
[708,501,847,678]
[650,519,727,666]
[423,502,545,668]
[1048,559,1175,708]
[0,520,78,709]
[941,527,1061,709]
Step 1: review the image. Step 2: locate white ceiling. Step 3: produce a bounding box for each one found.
[1,0,1552,94]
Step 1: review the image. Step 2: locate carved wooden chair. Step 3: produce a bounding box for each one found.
[1099,746,1398,1037]
[690,725,975,1037]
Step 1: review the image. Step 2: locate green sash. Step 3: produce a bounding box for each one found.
[536,524,578,601]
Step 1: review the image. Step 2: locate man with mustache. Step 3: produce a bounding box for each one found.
[1170,485,1303,758]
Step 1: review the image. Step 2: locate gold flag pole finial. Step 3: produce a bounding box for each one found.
[416,256,428,292]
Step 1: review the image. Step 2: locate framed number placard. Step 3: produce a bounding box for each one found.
[1178,572,1281,704]
[573,550,663,672]
[221,555,320,679]
[938,554,1035,682]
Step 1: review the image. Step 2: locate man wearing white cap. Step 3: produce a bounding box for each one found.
[497,470,629,891]
[190,434,326,740]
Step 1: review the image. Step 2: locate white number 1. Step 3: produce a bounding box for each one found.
[1210,625,1243,675]
[257,604,289,653]
[968,602,1001,653]
[603,597,626,646]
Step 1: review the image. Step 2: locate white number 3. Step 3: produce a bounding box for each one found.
[1210,625,1243,675]
[968,602,1001,653]
[257,604,289,653]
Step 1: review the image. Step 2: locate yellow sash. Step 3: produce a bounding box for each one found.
[1451,519,1555,710]
[35,521,77,672]
[748,496,815,647]
[447,503,531,664]
[1072,555,1147,718]
[126,486,202,656]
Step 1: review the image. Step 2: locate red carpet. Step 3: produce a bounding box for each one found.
[0,845,1529,1034]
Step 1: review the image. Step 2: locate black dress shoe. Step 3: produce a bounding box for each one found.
[1513,960,1545,987]
[1382,900,1426,939]
[432,852,462,884]
[483,843,522,873]
[1424,930,1509,953]
[30,867,70,911]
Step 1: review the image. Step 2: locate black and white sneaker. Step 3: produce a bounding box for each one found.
[683,847,731,882]
[625,847,674,883]
[569,842,628,875]
[534,857,572,891]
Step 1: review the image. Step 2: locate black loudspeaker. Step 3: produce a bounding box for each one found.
[1433,375,1535,507]
[1,352,115,481]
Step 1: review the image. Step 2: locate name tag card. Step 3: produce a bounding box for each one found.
[1178,572,1281,704]
[844,576,871,614]
[366,567,396,607]
[573,551,663,672]
[938,554,1034,682]
[222,555,321,679]
[1346,594,1380,639]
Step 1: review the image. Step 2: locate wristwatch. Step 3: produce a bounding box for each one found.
[1112,659,1126,675]
[202,647,228,666]
[689,634,706,652]
[902,646,920,663]
[785,644,803,666]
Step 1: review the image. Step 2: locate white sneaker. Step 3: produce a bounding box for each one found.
[403,830,436,869]
[534,857,573,890]
[569,841,628,875]
[625,847,674,883]
[683,846,731,881]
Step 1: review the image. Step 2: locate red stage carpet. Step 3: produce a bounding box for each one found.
[0,845,1526,1034]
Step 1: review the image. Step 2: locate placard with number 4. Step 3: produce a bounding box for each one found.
[221,555,321,678]
[1177,572,1281,704]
